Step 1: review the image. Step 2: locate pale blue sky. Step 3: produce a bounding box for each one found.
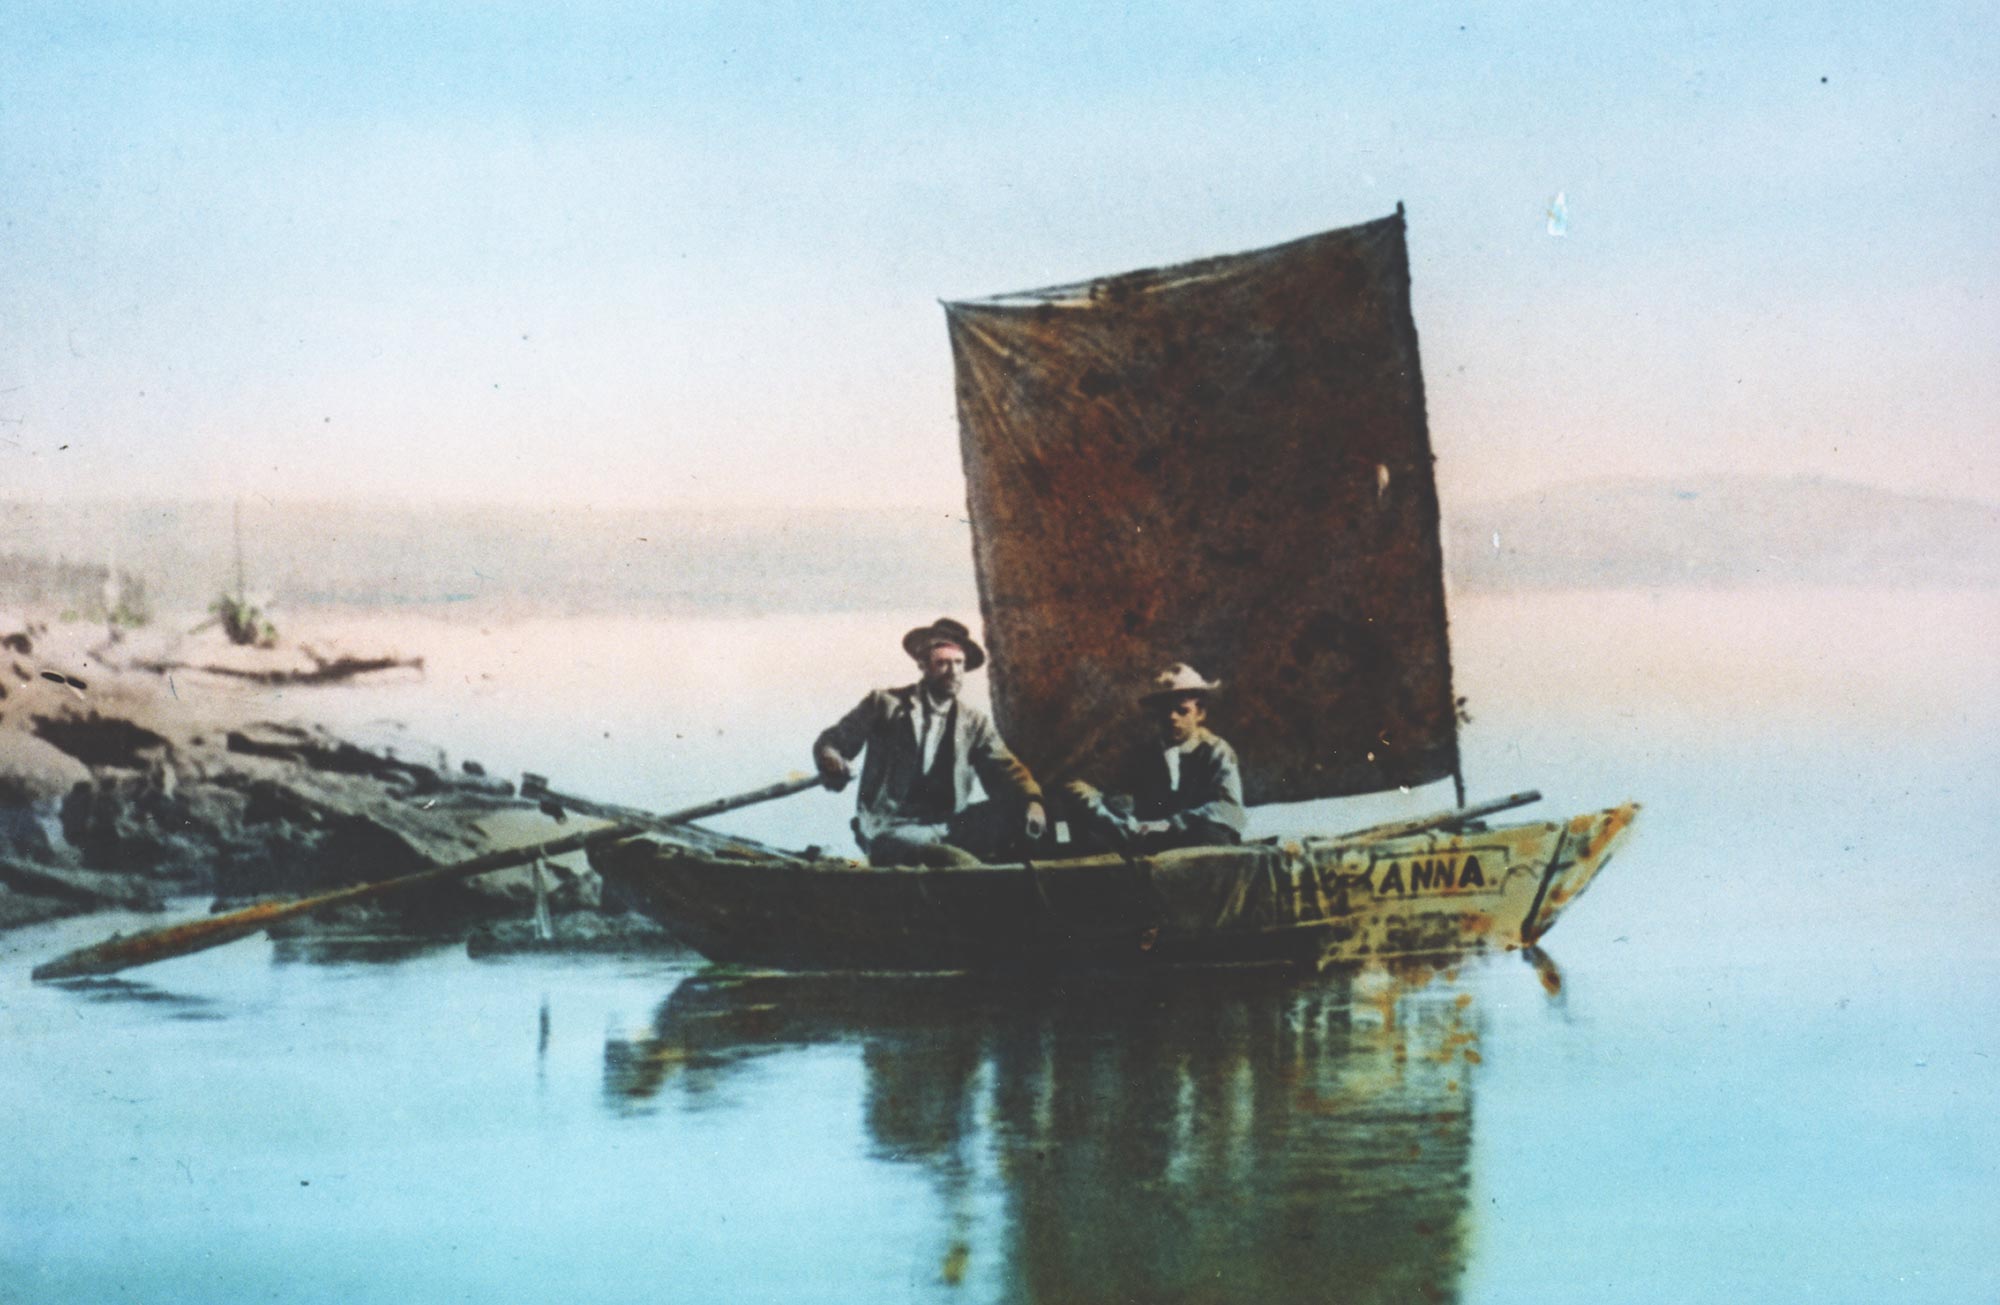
[3,1,1993,507]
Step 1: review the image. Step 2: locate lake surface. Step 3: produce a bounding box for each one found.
[5,589,1996,1303]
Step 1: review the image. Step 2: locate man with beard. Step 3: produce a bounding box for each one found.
[815,618,1048,867]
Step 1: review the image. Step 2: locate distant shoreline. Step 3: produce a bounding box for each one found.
[3,474,1995,623]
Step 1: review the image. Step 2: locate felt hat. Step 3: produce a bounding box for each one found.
[901,617,986,671]
[1140,662,1221,704]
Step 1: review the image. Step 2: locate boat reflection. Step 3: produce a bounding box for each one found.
[267,935,452,967]
[606,962,1491,1303]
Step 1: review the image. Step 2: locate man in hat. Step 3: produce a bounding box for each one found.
[1064,663,1247,853]
[814,618,1048,867]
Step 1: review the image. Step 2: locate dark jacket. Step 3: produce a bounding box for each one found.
[1107,728,1248,847]
[815,685,1042,849]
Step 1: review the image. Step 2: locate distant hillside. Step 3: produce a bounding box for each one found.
[1447,475,2000,590]
[3,476,1993,619]
[0,501,979,617]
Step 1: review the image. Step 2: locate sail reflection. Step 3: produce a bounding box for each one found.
[606,965,1484,1303]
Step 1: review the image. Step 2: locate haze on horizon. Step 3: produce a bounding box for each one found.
[3,2,1994,512]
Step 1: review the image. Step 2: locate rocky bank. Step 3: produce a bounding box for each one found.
[0,616,659,949]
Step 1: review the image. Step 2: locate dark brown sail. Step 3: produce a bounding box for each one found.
[945,208,1457,804]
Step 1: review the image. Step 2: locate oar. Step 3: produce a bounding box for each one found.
[32,773,822,983]
[30,824,640,982]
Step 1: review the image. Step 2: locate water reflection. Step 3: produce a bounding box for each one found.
[267,935,454,967]
[1522,944,1567,1008]
[607,963,1491,1303]
[59,975,227,1019]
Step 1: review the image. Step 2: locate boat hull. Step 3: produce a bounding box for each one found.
[592,805,1637,972]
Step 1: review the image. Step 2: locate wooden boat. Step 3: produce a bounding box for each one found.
[595,207,1638,972]
[595,802,1635,971]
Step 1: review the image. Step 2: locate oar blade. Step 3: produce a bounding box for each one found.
[29,826,629,983]
[31,902,295,981]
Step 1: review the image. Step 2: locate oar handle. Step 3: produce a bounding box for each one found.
[522,772,820,837]
[657,775,820,825]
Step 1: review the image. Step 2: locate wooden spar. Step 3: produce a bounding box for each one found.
[31,823,640,982]
[130,652,424,685]
[1330,790,1543,844]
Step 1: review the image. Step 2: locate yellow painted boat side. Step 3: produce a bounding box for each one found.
[1296,802,1640,962]
[1524,803,1641,943]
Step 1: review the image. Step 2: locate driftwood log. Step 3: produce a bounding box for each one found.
[132,648,423,685]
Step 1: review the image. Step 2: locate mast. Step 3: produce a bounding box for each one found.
[232,497,246,602]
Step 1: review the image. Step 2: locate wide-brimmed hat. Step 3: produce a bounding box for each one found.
[902,617,986,671]
[1140,662,1221,704]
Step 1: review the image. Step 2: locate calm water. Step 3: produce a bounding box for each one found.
[4,590,1996,1303]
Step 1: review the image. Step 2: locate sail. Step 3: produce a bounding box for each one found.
[945,208,1458,804]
